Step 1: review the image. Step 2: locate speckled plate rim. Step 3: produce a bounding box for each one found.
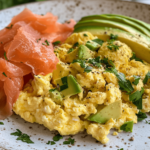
[0,0,150,12]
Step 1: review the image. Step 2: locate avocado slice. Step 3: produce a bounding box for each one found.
[66,45,94,62]
[74,26,150,64]
[75,20,150,46]
[85,40,100,51]
[88,100,122,124]
[49,89,62,104]
[78,45,94,59]
[80,14,150,37]
[104,14,150,32]
[56,75,82,97]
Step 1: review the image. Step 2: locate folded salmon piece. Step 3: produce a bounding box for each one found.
[0,58,30,119]
[0,8,76,119]
[5,24,59,75]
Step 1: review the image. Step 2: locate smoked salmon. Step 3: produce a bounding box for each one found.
[0,8,76,119]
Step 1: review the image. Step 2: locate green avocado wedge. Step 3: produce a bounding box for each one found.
[74,26,150,63]
[104,14,150,31]
[88,100,122,124]
[75,20,150,47]
[80,14,150,37]
[56,75,82,98]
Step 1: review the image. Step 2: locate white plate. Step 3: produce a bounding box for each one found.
[0,0,150,150]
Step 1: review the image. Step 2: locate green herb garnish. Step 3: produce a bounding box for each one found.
[130,52,143,63]
[2,72,7,77]
[46,141,56,145]
[37,38,41,43]
[136,111,147,121]
[146,120,150,124]
[120,121,134,132]
[83,33,88,37]
[110,34,118,40]
[73,42,79,48]
[42,40,50,46]
[72,59,86,69]
[72,59,93,73]
[105,67,134,94]
[53,134,63,141]
[107,40,121,51]
[49,89,56,92]
[4,52,8,60]
[92,38,104,46]
[6,24,13,29]
[53,41,61,46]
[45,40,50,46]
[143,71,150,84]
[46,141,51,144]
[67,48,74,54]
[132,75,140,85]
[11,129,34,144]
[84,66,93,73]
[88,56,101,68]
[51,141,56,145]
[11,129,22,136]
[129,87,144,109]
[63,138,75,145]
[101,58,115,68]
[0,122,4,125]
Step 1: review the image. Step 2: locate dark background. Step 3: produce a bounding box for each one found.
[0,0,45,10]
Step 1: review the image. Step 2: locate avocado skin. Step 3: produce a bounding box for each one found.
[88,100,122,124]
[74,26,150,64]
[80,14,150,37]
[75,19,150,46]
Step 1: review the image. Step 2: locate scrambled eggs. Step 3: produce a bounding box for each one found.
[13,32,150,144]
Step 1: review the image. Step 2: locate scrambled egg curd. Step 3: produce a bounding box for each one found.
[13,32,150,144]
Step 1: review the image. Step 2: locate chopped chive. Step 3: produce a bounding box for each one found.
[53,41,61,46]
[0,122,4,125]
[49,89,56,92]
[51,141,56,145]
[6,24,13,29]
[110,34,118,40]
[4,52,8,60]
[83,33,88,37]
[73,42,79,48]
[2,72,7,77]
[37,38,41,43]
[45,40,50,46]
[67,48,74,54]
[46,141,51,144]
[53,134,63,141]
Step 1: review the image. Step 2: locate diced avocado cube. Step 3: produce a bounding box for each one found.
[88,100,122,124]
[120,121,134,132]
[78,45,94,59]
[85,41,100,51]
[56,75,82,97]
[49,89,62,104]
